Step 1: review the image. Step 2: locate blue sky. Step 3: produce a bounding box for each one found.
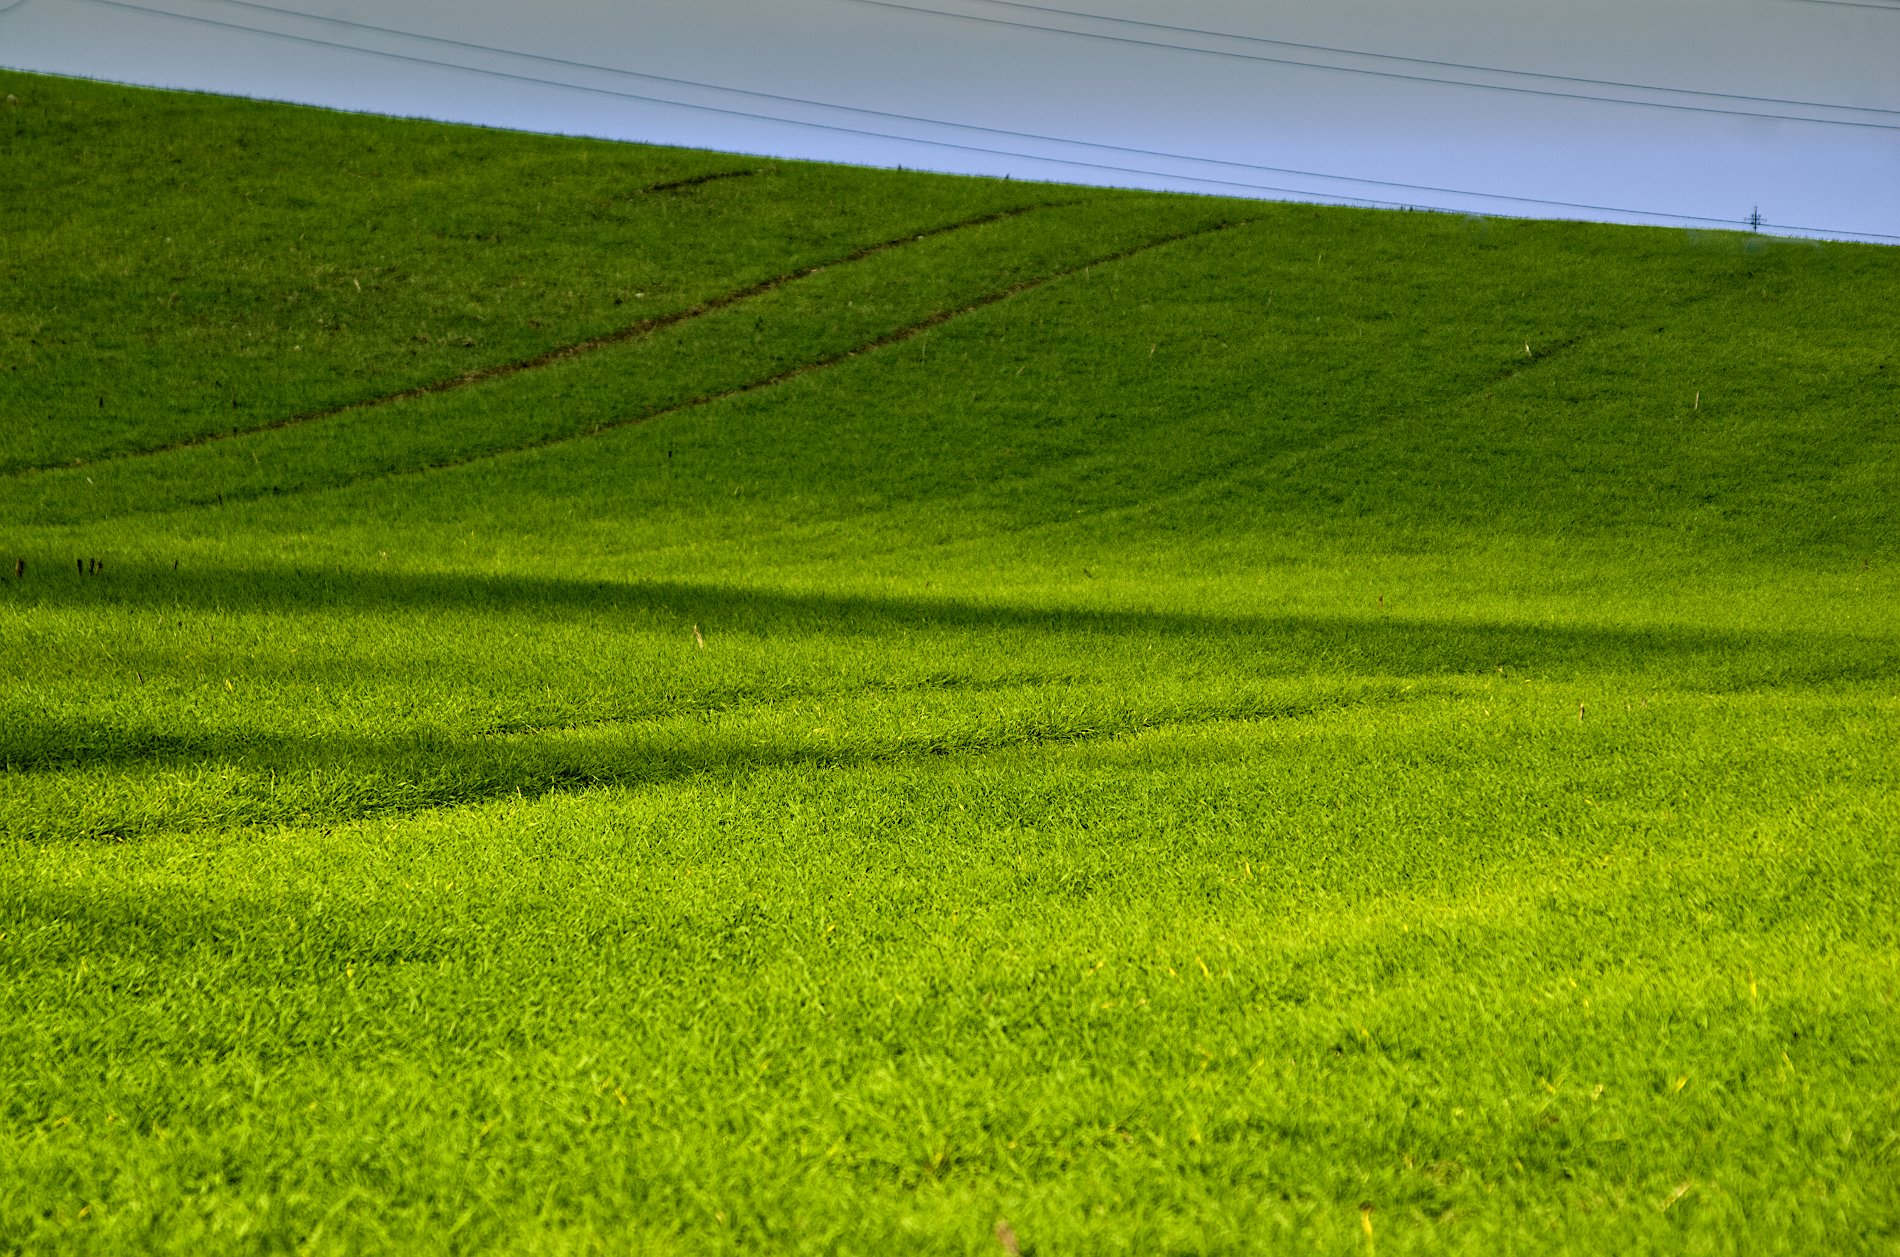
[4,0,1896,240]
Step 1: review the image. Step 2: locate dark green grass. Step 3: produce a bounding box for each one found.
[0,70,1054,473]
[2,70,1898,1254]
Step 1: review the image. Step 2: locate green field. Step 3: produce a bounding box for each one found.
[3,68,1898,1254]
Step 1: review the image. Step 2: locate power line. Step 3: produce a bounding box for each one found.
[1773,224,1900,242]
[76,0,1804,221]
[837,0,1900,130]
[58,0,1900,241]
[76,0,1900,132]
[845,0,1900,117]
[71,0,1757,223]
[56,0,1418,205]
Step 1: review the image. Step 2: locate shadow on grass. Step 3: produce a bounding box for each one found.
[4,560,1891,841]
[4,681,1400,840]
[8,558,1893,682]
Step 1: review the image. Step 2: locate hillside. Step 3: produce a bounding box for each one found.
[2,69,1897,1255]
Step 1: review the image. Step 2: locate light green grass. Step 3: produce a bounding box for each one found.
[2,69,1897,1255]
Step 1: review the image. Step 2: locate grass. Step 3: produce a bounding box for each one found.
[2,68,1898,1254]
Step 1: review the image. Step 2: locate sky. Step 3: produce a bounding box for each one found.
[4,0,1897,241]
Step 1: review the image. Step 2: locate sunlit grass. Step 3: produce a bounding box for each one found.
[2,68,1897,1255]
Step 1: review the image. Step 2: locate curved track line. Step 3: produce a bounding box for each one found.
[49,213,1254,518]
[20,678,1396,841]
[326,214,1263,490]
[7,201,1061,477]
[641,168,758,194]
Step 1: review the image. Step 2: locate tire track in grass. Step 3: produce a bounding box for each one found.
[7,209,1256,520]
[640,168,758,194]
[345,214,1264,488]
[4,201,1066,476]
[8,677,1416,842]
[1104,254,1808,535]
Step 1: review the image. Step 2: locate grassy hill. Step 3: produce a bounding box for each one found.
[2,68,1897,1255]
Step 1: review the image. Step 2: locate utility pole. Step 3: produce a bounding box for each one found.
[1748,206,1763,233]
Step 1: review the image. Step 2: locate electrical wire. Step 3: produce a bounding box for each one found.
[162,0,1900,124]
[54,0,1411,204]
[1752,220,1900,242]
[836,0,1900,130]
[845,0,1900,118]
[61,0,1900,241]
[69,0,1752,221]
[73,0,1818,221]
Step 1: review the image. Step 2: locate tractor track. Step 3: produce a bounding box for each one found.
[315,213,1263,489]
[5,200,1066,477]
